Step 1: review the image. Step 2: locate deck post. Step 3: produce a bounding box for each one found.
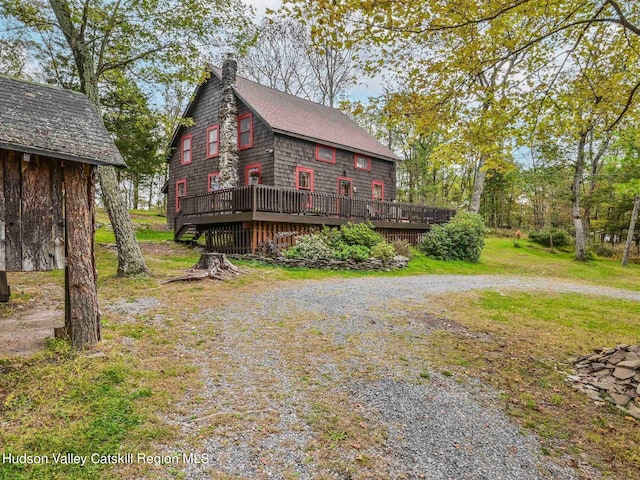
[0,271,10,302]
[252,184,257,216]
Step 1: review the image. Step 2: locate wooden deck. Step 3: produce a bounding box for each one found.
[175,185,455,238]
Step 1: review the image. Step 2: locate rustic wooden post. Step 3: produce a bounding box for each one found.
[0,272,10,302]
[252,184,257,216]
[63,163,100,348]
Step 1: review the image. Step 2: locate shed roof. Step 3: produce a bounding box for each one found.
[0,76,126,167]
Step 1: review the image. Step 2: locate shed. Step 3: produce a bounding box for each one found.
[0,75,126,348]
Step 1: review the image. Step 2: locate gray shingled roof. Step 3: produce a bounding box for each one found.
[0,76,126,167]
[211,67,400,162]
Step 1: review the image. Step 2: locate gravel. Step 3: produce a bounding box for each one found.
[169,274,636,479]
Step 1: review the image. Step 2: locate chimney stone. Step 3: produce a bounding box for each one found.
[219,54,239,188]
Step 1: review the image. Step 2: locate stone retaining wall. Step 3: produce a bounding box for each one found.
[229,254,409,271]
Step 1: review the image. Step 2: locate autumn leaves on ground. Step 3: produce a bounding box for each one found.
[1,212,640,479]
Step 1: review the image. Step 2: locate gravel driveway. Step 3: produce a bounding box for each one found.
[170,275,640,479]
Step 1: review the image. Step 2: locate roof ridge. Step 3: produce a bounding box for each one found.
[0,74,87,97]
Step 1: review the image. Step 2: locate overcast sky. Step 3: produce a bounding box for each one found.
[247,0,282,18]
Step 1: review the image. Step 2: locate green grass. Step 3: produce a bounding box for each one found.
[0,342,144,479]
[236,237,640,291]
[418,290,640,479]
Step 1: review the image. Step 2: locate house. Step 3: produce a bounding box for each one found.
[165,55,454,253]
[0,75,126,347]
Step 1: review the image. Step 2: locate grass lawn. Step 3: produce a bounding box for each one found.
[0,211,639,479]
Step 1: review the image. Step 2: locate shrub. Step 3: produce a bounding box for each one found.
[284,234,332,260]
[319,226,346,250]
[370,242,397,261]
[594,243,615,258]
[420,211,486,262]
[528,228,571,248]
[340,221,384,247]
[334,244,371,262]
[392,240,413,259]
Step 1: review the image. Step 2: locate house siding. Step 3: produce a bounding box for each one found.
[167,75,274,226]
[273,134,397,200]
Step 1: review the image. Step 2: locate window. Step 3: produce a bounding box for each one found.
[296,167,314,191]
[315,144,336,164]
[245,163,261,185]
[175,179,187,211]
[372,181,384,201]
[337,177,352,197]
[206,125,220,158]
[354,153,371,171]
[180,135,192,165]
[208,172,221,192]
[238,113,253,149]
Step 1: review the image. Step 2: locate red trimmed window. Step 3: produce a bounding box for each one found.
[337,177,352,197]
[175,179,187,211]
[315,144,336,163]
[245,163,261,185]
[296,167,314,191]
[180,134,192,165]
[206,125,220,158]
[208,171,221,192]
[238,113,253,149]
[372,180,384,201]
[354,153,371,171]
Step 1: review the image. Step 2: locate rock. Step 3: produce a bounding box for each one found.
[594,369,612,378]
[625,389,638,399]
[585,390,602,401]
[604,348,616,355]
[636,384,640,395]
[609,393,631,406]
[587,353,604,361]
[589,379,615,391]
[566,375,581,382]
[608,351,626,364]
[617,359,640,369]
[589,362,607,372]
[628,345,640,353]
[616,344,630,350]
[613,367,636,380]
[624,403,640,420]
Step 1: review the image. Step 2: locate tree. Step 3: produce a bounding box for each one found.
[1,0,252,275]
[240,14,358,107]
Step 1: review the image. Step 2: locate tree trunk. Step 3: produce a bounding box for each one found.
[64,163,100,348]
[469,154,487,213]
[98,166,149,276]
[49,0,148,277]
[622,194,640,267]
[573,133,588,261]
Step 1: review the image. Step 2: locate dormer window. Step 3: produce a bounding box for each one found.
[315,144,336,163]
[354,153,371,171]
[180,134,192,165]
[238,113,253,149]
[206,125,220,158]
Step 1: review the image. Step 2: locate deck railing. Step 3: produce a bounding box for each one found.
[177,185,455,227]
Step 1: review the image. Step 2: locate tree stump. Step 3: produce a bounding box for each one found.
[162,253,242,283]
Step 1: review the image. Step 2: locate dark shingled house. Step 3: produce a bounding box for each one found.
[166,57,454,253]
[0,75,125,347]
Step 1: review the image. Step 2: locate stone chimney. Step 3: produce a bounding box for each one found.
[218,53,239,188]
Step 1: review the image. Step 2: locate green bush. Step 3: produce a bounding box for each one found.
[370,242,397,261]
[284,234,332,260]
[528,228,571,248]
[319,226,346,250]
[334,244,371,262]
[392,240,413,259]
[594,243,615,258]
[419,211,486,262]
[340,221,384,247]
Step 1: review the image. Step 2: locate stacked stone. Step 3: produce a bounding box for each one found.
[229,254,410,271]
[567,345,640,419]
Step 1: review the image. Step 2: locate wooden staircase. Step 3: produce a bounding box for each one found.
[174,223,203,244]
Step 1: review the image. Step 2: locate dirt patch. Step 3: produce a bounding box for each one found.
[0,309,64,356]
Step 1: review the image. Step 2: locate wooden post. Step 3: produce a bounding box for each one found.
[64,163,100,348]
[0,271,10,302]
